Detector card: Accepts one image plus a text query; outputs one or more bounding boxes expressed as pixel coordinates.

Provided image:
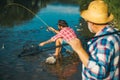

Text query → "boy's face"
[58,25,62,31]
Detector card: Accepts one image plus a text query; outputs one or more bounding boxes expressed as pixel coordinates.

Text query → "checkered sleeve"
[51,27,77,41]
[51,31,63,41]
[86,38,114,79]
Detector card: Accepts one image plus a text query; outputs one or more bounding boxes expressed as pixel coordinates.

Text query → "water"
[0,0,83,80]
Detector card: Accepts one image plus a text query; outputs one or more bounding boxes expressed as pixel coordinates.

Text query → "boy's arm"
[39,38,54,46]
[48,27,59,34]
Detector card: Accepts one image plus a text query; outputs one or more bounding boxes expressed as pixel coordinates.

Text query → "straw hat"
[81,0,114,24]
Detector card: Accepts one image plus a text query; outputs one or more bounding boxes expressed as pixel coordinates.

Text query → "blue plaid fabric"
[82,26,120,80]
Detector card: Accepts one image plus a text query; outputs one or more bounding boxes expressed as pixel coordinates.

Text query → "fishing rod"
[18,30,120,57]
[6,3,50,28]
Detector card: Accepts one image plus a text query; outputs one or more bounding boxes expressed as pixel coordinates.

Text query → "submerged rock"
[45,56,56,64]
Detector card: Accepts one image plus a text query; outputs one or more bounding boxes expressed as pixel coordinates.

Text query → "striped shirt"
[83,26,120,80]
[51,27,77,42]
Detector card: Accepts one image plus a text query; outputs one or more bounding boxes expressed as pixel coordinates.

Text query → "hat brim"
[81,10,114,24]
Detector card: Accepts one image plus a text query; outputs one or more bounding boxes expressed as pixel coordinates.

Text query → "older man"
[73,0,120,79]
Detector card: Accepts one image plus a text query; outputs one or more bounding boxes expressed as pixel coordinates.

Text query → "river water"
[0,0,88,80]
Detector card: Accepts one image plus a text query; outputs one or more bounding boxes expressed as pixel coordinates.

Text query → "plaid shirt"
[83,26,120,80]
[51,27,77,42]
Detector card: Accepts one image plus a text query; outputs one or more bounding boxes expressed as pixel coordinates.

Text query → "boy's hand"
[48,27,55,32]
[39,42,45,46]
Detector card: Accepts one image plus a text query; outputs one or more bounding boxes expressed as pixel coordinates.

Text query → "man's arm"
[69,38,89,67]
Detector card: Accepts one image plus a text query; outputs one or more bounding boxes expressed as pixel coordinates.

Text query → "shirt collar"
[95,25,111,36]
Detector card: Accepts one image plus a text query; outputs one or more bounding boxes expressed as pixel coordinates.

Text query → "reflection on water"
[0,0,83,80]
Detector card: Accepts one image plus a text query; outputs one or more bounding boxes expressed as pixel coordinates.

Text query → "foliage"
[104,0,120,29]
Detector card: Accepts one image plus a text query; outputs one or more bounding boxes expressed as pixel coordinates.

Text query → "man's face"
[87,22,94,33]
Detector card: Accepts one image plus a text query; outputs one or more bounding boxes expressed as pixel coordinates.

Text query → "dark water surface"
[0,0,83,80]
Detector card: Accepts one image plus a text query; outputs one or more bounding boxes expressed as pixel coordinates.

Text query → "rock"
[45,56,56,64]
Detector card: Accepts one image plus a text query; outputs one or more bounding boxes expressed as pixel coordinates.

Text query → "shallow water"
[0,0,83,80]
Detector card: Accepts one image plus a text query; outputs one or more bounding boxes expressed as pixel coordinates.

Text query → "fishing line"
[5,3,49,28]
